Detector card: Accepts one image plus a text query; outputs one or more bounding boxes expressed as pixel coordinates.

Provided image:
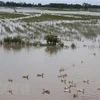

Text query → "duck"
[42,89,50,94]
[22,75,29,79]
[64,89,71,93]
[93,53,96,56]
[73,92,78,98]
[61,79,66,82]
[83,79,89,84]
[59,68,66,72]
[83,44,87,47]
[58,74,64,78]
[8,79,13,82]
[64,86,71,89]
[63,74,67,78]
[7,90,13,94]
[58,74,67,78]
[81,60,84,64]
[98,87,100,90]
[37,73,44,77]
[68,80,73,84]
[73,84,76,87]
[77,89,84,93]
[69,84,76,88]
[72,64,75,67]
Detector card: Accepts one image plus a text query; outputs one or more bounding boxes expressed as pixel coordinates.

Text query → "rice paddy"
[0,7,100,100]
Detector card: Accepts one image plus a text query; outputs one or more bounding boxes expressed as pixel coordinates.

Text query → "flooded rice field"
[0,42,100,100]
[0,7,100,100]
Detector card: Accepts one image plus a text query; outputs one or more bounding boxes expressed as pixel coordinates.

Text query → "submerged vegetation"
[71,43,76,49]
[44,34,60,45]
[20,14,100,22]
[0,7,100,50]
[2,34,64,48]
[4,36,22,44]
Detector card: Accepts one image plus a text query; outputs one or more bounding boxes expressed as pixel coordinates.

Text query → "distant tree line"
[0,1,100,10]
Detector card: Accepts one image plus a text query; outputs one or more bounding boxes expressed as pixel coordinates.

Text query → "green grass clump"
[0,12,27,19]
[20,13,100,22]
[20,14,87,22]
[38,7,81,11]
[15,27,24,33]
[4,26,12,33]
[71,43,76,49]
[4,36,22,44]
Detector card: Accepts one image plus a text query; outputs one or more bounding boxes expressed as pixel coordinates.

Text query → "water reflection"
[2,45,25,52]
[71,45,77,50]
[45,46,62,55]
[1,44,63,54]
[1,44,34,52]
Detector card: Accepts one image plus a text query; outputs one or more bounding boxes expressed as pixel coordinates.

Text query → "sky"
[2,0,100,5]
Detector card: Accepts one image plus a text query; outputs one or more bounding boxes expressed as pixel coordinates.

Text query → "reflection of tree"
[45,46,62,55]
[2,44,43,52]
[3,45,25,52]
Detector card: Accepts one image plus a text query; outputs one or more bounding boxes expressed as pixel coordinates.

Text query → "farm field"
[0,7,100,100]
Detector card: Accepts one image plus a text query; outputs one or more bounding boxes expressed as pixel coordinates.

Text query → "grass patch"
[88,8,100,12]
[38,7,80,11]
[19,14,83,22]
[15,27,24,33]
[39,7,100,12]
[20,13,100,22]
[0,12,27,19]
[4,26,12,33]
[3,36,22,44]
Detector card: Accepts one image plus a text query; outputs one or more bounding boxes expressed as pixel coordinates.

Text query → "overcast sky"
[2,0,100,5]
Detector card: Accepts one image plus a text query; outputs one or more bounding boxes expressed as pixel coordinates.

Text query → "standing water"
[0,43,100,100]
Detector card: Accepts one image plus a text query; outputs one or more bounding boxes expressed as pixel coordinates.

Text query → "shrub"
[71,43,76,49]
[12,36,22,43]
[44,34,59,45]
[4,36,22,44]
[4,37,12,43]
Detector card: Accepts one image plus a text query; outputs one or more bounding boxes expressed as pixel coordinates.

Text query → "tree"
[44,34,59,45]
[82,2,89,10]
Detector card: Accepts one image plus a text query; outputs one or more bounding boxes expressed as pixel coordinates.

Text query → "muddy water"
[0,43,100,100]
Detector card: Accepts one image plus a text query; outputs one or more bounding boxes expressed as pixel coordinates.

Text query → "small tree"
[44,34,59,45]
[82,2,89,11]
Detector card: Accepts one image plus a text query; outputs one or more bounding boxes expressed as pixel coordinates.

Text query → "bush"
[4,36,22,44]
[4,37,12,43]
[12,36,22,43]
[71,43,76,49]
[44,34,59,45]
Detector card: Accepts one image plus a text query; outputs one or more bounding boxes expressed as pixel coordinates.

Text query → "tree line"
[0,1,100,9]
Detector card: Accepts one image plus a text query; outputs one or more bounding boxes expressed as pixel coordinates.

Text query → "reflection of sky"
[2,0,100,5]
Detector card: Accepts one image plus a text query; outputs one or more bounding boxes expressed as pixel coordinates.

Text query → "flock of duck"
[58,68,86,98]
[7,65,100,98]
[6,52,100,98]
[7,73,44,94]
[58,66,100,98]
